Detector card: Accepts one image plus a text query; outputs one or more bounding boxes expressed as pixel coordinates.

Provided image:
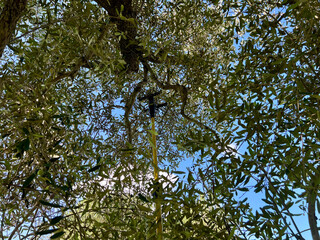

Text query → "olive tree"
[0,0,319,239]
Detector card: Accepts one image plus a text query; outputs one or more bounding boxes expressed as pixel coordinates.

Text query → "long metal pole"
[151,117,163,239]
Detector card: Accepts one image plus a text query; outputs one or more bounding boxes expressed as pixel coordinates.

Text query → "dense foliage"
[0,0,320,239]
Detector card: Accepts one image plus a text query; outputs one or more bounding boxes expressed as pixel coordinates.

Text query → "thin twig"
[260,167,304,239]
[8,196,41,240]
[10,20,61,43]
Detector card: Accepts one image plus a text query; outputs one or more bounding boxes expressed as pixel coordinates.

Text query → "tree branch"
[308,192,320,240]
[308,171,320,240]
[142,60,223,145]
[124,65,148,144]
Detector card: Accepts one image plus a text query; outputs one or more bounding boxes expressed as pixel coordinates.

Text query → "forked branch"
[141,60,223,146]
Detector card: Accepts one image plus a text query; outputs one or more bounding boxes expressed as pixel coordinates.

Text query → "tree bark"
[0,0,28,59]
[308,191,320,240]
[94,0,139,72]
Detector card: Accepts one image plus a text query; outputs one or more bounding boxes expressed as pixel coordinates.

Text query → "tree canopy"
[1,0,320,239]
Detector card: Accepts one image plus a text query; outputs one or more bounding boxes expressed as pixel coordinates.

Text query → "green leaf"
[50,216,64,225]
[208,92,214,108]
[1,133,11,139]
[50,231,65,239]
[39,200,64,208]
[227,226,236,240]
[120,148,135,152]
[187,171,194,184]
[148,130,158,136]
[311,95,320,100]
[96,155,102,164]
[148,138,156,149]
[172,171,185,174]
[32,133,44,138]
[17,138,30,152]
[286,1,300,11]
[217,112,227,123]
[36,229,58,235]
[138,193,149,202]
[22,171,37,188]
[88,165,101,172]
[50,157,60,163]
[137,204,152,212]
[22,127,29,135]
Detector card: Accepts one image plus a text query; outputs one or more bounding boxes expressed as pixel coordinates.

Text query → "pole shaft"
[151,117,163,239]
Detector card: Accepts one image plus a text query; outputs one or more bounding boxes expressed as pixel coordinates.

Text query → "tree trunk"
[94,0,139,72]
[0,0,28,58]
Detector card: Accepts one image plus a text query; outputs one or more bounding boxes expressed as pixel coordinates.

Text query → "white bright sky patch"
[98,165,179,196]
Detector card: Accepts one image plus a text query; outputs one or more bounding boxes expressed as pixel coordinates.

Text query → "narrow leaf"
[36,229,58,235]
[172,171,185,174]
[50,231,65,239]
[88,165,101,172]
[311,95,320,100]
[39,200,64,208]
[137,204,152,212]
[148,130,158,136]
[227,226,236,240]
[138,193,149,202]
[50,216,64,225]
[22,171,37,188]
